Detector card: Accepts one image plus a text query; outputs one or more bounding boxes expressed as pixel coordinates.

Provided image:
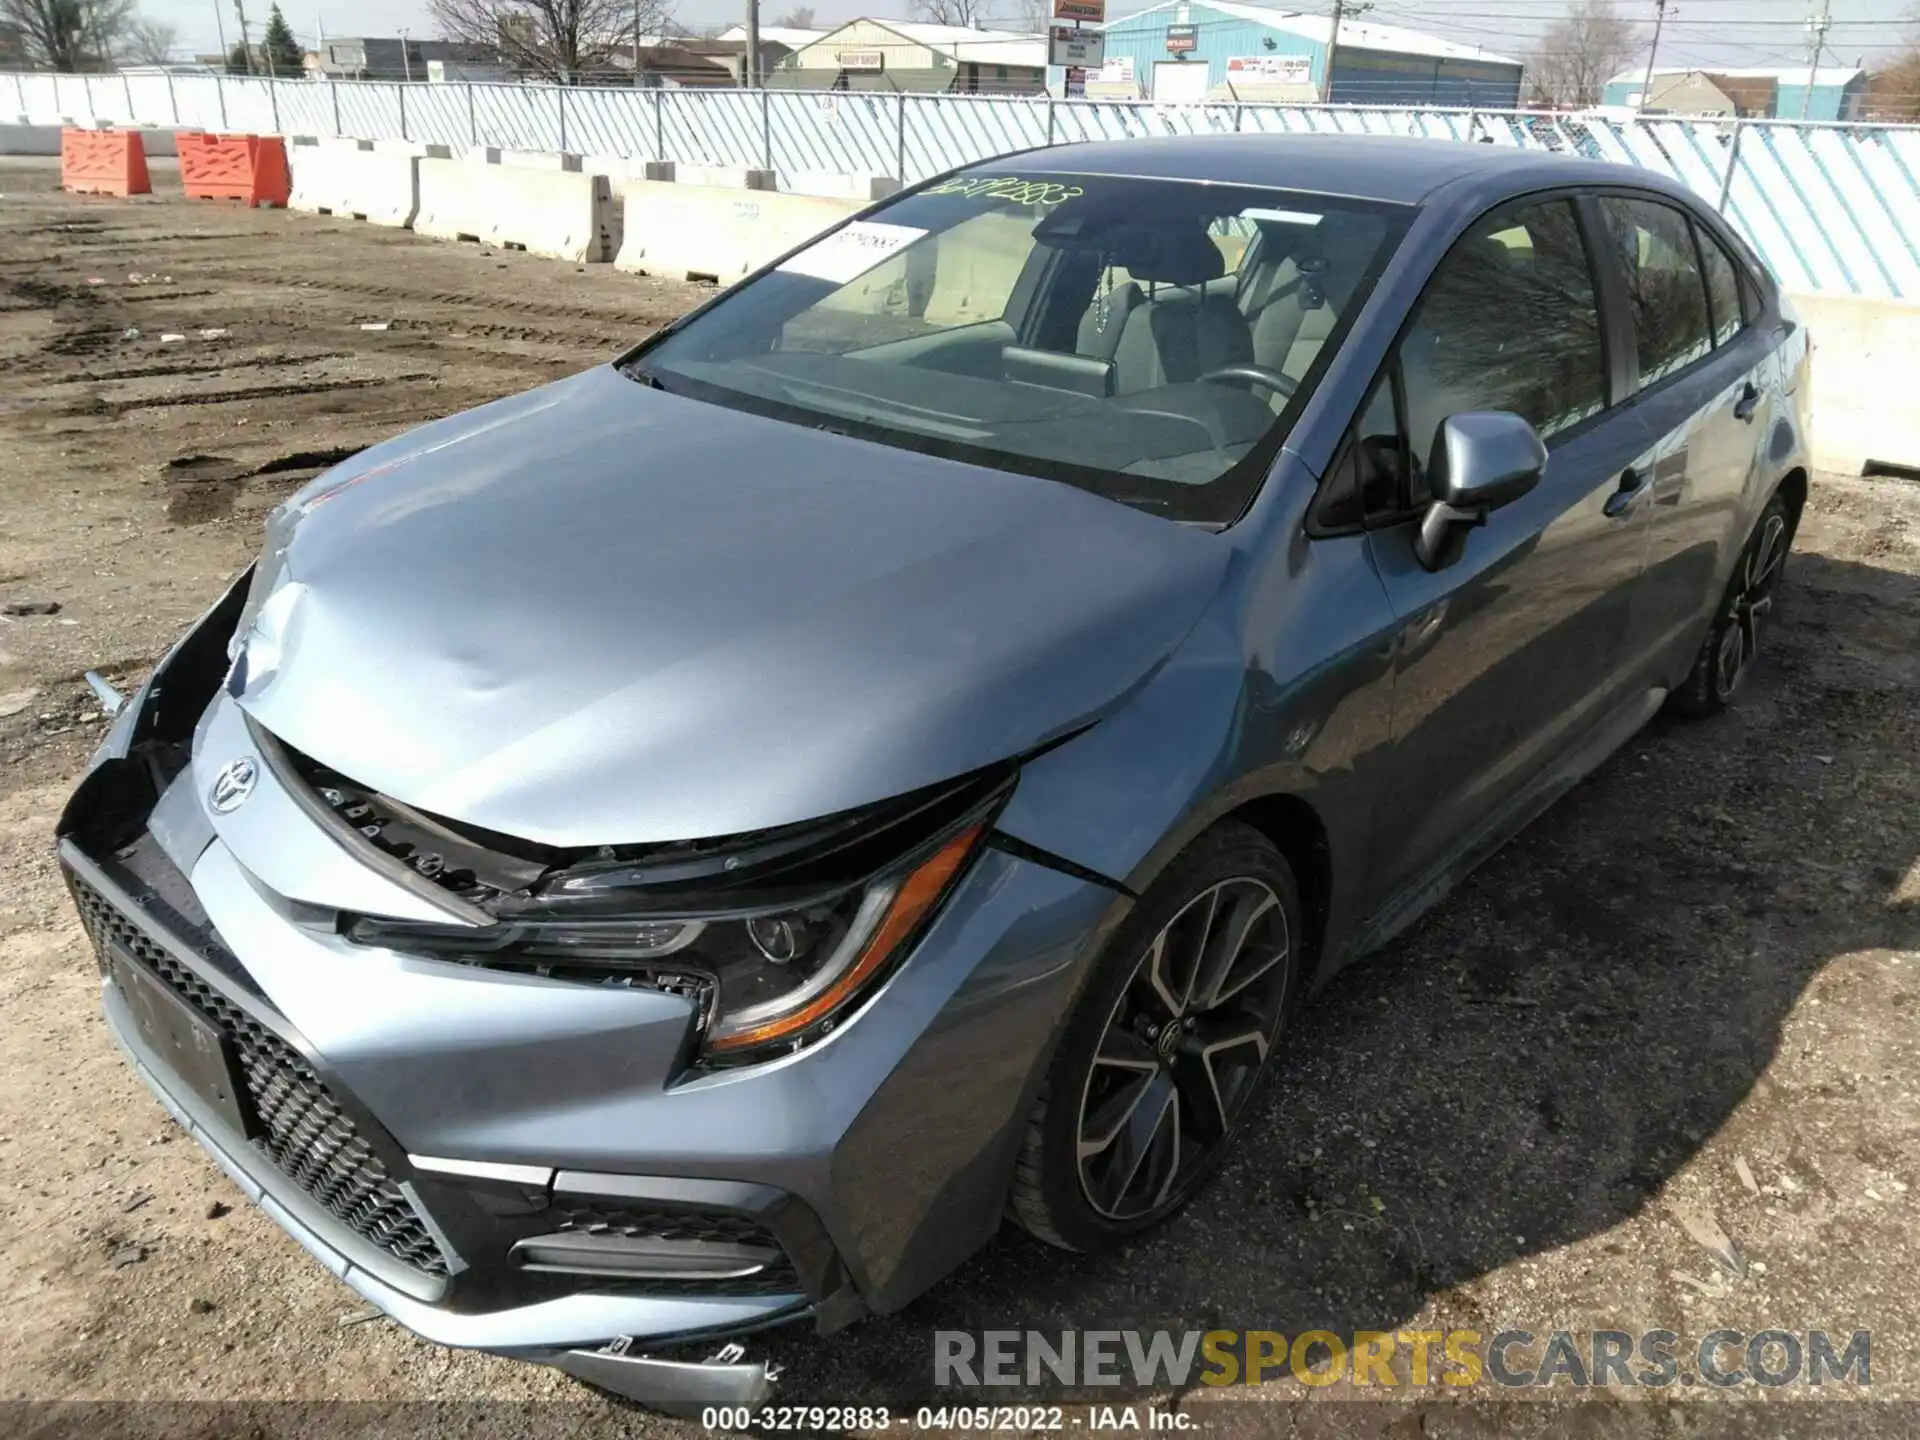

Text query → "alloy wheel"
[1075,878,1291,1221]
[1715,511,1788,700]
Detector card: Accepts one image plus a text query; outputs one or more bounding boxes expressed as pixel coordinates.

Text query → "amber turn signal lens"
[705,821,986,1055]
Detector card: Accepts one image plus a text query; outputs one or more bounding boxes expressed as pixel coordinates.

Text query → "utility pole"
[1321,0,1373,104]
[400,27,414,81]
[633,0,644,85]
[1801,0,1831,120]
[233,0,254,74]
[213,0,229,68]
[746,0,762,88]
[1638,0,1669,113]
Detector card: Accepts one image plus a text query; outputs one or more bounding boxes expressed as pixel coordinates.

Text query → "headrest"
[1104,223,1225,286]
[1035,210,1225,287]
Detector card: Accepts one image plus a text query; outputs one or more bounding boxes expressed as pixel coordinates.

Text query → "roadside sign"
[1225,54,1311,83]
[1049,27,1107,68]
[1165,24,1198,54]
[1053,0,1106,21]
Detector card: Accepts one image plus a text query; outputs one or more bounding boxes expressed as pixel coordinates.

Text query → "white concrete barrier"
[290,136,368,215]
[0,123,63,155]
[787,171,901,202]
[467,146,583,171]
[291,137,444,228]
[669,163,777,191]
[1790,292,1920,474]
[615,181,859,283]
[416,156,616,262]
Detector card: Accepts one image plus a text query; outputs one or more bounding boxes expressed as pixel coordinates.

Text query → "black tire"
[1008,822,1304,1252]
[1667,489,1794,718]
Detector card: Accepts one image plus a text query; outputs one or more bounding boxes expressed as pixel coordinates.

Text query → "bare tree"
[1525,0,1641,108]
[1866,5,1920,120]
[428,0,674,80]
[125,15,178,64]
[1868,50,1920,121]
[1,0,137,69]
[908,0,987,28]
[772,5,816,26]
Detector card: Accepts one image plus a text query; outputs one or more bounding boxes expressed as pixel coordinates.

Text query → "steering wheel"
[1196,363,1299,399]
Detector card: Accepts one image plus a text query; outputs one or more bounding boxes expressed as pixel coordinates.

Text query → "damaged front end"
[55,572,1018,1410]
[271,715,1012,1067]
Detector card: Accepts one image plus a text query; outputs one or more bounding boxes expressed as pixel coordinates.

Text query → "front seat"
[1244,223,1379,381]
[1092,227,1254,395]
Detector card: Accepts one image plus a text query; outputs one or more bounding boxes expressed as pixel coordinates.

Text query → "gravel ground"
[1,158,1916,1436]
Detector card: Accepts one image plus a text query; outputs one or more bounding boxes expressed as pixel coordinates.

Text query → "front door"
[1355,196,1653,912]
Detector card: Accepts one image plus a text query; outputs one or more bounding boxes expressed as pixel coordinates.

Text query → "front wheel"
[1668,490,1793,717]
[1008,823,1303,1252]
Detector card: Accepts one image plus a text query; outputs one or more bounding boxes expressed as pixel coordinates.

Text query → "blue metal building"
[1096,0,1522,106]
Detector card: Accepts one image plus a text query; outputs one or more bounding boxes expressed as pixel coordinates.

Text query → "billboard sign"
[1049,27,1106,68]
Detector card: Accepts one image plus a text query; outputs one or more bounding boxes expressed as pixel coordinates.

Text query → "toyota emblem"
[209,756,259,814]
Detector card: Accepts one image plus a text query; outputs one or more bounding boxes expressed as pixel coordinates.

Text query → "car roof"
[988,133,1674,207]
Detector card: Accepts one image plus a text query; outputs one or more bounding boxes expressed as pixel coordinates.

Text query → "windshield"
[625,170,1410,524]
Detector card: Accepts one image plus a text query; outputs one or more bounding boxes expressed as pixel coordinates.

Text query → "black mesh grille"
[69,873,449,1277]
[550,1204,801,1295]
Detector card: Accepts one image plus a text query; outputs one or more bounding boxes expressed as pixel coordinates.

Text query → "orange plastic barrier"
[177,132,291,208]
[60,128,151,198]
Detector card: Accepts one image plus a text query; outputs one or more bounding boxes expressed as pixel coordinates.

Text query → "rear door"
[1591,194,1775,688]
[1329,195,1652,910]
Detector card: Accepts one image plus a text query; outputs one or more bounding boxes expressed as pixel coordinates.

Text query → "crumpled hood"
[231,365,1230,847]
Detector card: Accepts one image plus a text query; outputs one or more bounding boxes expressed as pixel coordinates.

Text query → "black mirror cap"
[1426,411,1548,512]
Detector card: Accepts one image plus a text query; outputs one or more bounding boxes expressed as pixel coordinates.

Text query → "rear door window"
[1598,196,1715,385]
[1694,223,1748,347]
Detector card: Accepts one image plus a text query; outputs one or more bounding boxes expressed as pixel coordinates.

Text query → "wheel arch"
[1218,791,1335,989]
[1777,465,1808,538]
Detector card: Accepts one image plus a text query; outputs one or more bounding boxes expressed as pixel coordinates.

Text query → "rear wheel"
[1009,823,1302,1251]
[1668,491,1793,717]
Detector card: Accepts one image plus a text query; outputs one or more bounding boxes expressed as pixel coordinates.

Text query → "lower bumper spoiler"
[553,1341,777,1414]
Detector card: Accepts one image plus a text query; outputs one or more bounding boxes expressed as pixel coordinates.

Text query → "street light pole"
[1638,0,1669,113]
[1321,0,1372,104]
[233,0,254,74]
[400,26,414,82]
[1801,0,1831,120]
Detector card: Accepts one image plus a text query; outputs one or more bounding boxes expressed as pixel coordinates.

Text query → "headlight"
[346,813,991,1065]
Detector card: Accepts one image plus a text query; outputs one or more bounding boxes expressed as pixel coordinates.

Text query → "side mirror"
[1414,411,1548,572]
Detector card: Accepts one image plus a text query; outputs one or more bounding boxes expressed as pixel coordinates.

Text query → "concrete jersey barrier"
[416,156,616,263]
[291,137,445,228]
[1790,292,1920,474]
[615,181,860,284]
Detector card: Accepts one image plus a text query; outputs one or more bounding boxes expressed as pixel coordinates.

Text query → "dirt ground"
[1,157,1917,1435]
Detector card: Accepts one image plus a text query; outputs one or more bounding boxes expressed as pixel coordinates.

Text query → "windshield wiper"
[618,361,673,392]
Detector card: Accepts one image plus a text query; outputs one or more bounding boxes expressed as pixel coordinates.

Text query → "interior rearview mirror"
[1414,411,1549,572]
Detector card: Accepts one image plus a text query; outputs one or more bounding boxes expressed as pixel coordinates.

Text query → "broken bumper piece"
[554,1340,777,1415]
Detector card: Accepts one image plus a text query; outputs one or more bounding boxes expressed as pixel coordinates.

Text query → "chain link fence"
[9,70,1919,298]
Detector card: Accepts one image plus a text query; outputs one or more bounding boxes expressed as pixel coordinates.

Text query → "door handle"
[1733,382,1761,422]
[1603,466,1650,519]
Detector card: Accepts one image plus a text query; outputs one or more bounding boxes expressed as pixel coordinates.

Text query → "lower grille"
[550,1203,801,1295]
[70,873,449,1277]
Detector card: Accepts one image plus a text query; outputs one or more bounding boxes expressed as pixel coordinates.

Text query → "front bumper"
[59,666,1125,1405]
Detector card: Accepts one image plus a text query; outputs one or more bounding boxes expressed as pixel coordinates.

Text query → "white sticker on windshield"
[777,221,927,284]
[1241,208,1324,226]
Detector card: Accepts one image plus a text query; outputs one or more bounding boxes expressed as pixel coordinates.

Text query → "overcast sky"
[141,0,1917,73]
